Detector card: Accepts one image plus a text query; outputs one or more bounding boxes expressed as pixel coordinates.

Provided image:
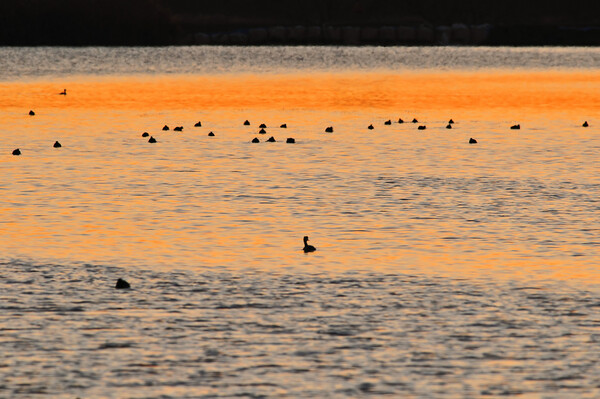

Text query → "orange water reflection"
[1,70,599,285]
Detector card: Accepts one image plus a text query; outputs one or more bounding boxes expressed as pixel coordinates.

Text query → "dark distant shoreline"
[1,0,599,46]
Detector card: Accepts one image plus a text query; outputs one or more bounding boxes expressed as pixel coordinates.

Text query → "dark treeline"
[0,0,599,45]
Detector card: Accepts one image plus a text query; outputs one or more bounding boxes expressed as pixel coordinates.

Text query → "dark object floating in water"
[29,110,35,116]
[244,120,250,126]
[53,141,61,148]
[251,137,260,143]
[174,126,183,131]
[59,89,67,95]
[325,126,333,133]
[398,118,404,123]
[266,136,276,142]
[115,278,130,289]
[510,124,520,130]
[259,128,266,134]
[469,138,477,144]
[303,236,316,253]
[259,123,267,128]
[142,132,149,137]
[286,137,295,143]
[384,120,392,125]
[194,121,202,127]
[368,124,374,130]
[208,131,215,136]
[583,121,589,127]
[280,123,287,128]
[448,119,454,124]
[446,124,452,129]
[412,118,418,123]
[148,136,157,143]
[12,148,21,156]
[162,125,169,131]
[418,125,427,130]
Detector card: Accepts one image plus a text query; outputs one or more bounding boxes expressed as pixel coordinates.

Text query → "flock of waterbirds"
[13,107,592,156]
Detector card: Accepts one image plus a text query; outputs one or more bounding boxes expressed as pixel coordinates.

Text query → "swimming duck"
[12,148,21,156]
[469,138,477,144]
[208,132,215,136]
[53,141,61,148]
[115,278,130,289]
[510,124,520,130]
[384,120,392,125]
[252,137,260,143]
[266,136,276,142]
[286,137,295,143]
[259,128,266,134]
[448,119,454,124]
[148,136,157,143]
[446,124,452,129]
[244,120,250,126]
[194,121,202,127]
[174,126,183,131]
[368,124,374,130]
[412,118,418,123]
[303,236,316,253]
[29,110,35,116]
[418,125,426,130]
[280,124,287,128]
[142,132,149,137]
[259,123,267,128]
[583,121,589,127]
[398,118,404,123]
[59,89,67,95]
[325,126,333,133]
[162,125,169,131]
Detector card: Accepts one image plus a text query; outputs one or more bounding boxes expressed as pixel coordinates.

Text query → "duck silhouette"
[162,125,169,131]
[384,120,391,125]
[286,137,295,143]
[53,141,61,148]
[208,132,215,136]
[418,125,426,130]
[29,110,35,116]
[266,136,276,142]
[446,124,452,129]
[59,89,67,95]
[148,136,157,143]
[194,121,202,127]
[448,119,454,124]
[583,121,589,127]
[412,118,418,123]
[368,124,374,130]
[303,236,316,253]
[244,120,250,126]
[142,132,149,137]
[259,128,266,134]
[325,126,333,133]
[469,138,477,144]
[510,124,520,130]
[12,148,21,156]
[259,123,267,128]
[398,118,404,123]
[280,123,287,128]
[174,126,183,131]
[252,137,260,143]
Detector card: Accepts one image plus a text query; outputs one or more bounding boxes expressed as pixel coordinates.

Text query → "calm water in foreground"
[1,46,600,397]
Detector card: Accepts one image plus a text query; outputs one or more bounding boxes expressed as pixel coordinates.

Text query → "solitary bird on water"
[303,236,316,253]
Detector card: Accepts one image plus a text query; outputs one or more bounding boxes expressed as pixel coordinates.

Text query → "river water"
[1,46,599,398]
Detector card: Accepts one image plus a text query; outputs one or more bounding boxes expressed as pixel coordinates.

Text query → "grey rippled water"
[1,46,600,80]
[2,261,600,398]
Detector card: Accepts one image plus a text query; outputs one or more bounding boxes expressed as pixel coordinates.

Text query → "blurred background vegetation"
[0,0,598,45]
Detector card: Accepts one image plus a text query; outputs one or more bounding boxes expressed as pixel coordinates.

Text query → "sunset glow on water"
[2,47,600,398]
